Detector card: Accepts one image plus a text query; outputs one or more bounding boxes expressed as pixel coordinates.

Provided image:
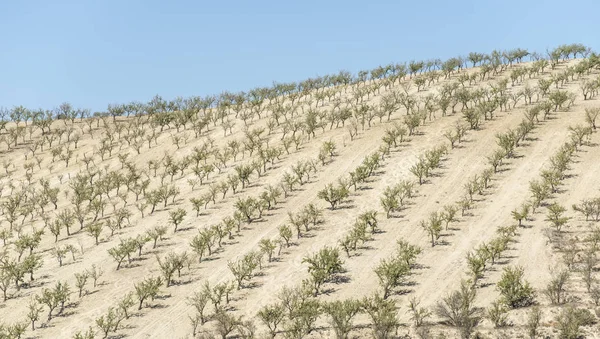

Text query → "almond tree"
[302,246,344,296]
[188,290,210,325]
[108,238,136,270]
[87,264,104,288]
[435,280,482,338]
[259,238,277,262]
[75,271,89,298]
[134,276,162,310]
[322,299,362,339]
[374,256,410,299]
[362,293,399,339]
[228,252,260,290]
[546,203,569,233]
[169,208,186,232]
[511,203,530,227]
[585,107,599,130]
[86,222,103,245]
[0,269,10,301]
[421,212,443,247]
[190,229,213,262]
[278,224,293,247]
[26,297,43,330]
[497,266,535,308]
[441,205,459,230]
[317,182,349,210]
[257,303,285,339]
[147,225,168,249]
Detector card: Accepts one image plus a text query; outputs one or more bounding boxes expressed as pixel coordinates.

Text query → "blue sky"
[1,0,598,112]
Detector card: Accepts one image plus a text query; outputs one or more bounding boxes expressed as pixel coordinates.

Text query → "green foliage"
[168,208,186,232]
[374,255,410,299]
[555,306,595,339]
[420,212,443,247]
[486,300,508,328]
[546,203,569,232]
[36,281,70,321]
[134,276,162,310]
[362,293,399,339]
[302,246,344,296]
[497,266,535,308]
[317,181,349,210]
[544,269,569,305]
[257,303,285,339]
[322,299,362,339]
[108,238,136,270]
[228,251,261,290]
[407,297,431,327]
[435,280,482,339]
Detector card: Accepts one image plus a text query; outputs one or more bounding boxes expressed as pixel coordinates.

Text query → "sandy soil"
[0,57,599,339]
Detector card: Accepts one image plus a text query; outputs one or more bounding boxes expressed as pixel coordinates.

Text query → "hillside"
[1,45,600,339]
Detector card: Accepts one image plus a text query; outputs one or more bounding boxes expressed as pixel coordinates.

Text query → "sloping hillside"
[1,45,600,339]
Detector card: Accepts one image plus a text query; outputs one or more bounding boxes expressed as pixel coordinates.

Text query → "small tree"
[169,208,187,232]
[118,292,135,320]
[228,252,259,290]
[546,203,569,232]
[278,224,293,246]
[555,307,595,339]
[75,271,89,298]
[421,212,443,247]
[96,308,117,339]
[73,327,95,339]
[511,203,530,226]
[486,300,508,328]
[147,225,168,249]
[134,276,162,310]
[362,293,399,339]
[407,297,431,327]
[87,264,104,288]
[108,238,136,270]
[435,280,482,339]
[257,303,285,339]
[213,310,239,339]
[259,238,277,262]
[441,204,459,230]
[36,288,59,321]
[374,257,410,299]
[322,299,362,339]
[544,269,569,305]
[317,182,349,210]
[187,290,210,325]
[525,306,541,339]
[87,222,103,245]
[497,266,535,308]
[302,247,344,296]
[26,297,43,330]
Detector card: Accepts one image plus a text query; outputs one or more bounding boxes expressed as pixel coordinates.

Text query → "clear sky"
[1,0,598,112]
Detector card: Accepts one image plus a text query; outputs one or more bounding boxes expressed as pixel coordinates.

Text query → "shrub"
[134,276,162,310]
[435,280,482,338]
[497,266,535,308]
[322,299,362,339]
[317,182,349,210]
[302,246,344,296]
[362,293,399,339]
[408,297,431,327]
[555,306,595,339]
[169,208,186,232]
[486,300,508,328]
[544,269,569,305]
[257,303,285,339]
[374,256,410,299]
